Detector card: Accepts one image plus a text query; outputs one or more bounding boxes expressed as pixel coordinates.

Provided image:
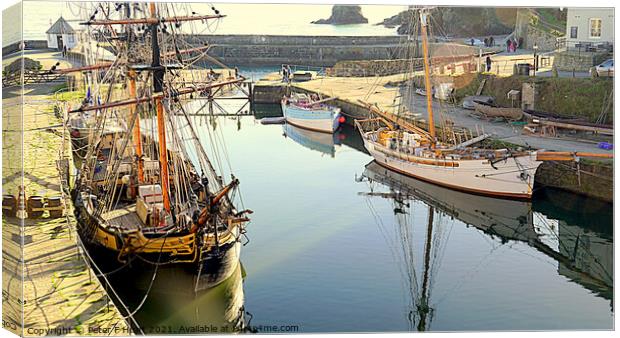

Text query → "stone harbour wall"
[535,161,613,202]
[328,59,418,77]
[524,25,559,51]
[184,34,405,66]
[184,35,480,67]
[2,40,51,56]
[553,50,610,71]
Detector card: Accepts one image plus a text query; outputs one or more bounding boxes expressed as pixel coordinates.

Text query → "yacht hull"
[281,102,342,133]
[363,138,542,199]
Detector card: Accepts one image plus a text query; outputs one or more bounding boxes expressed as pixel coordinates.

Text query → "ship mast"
[128,71,144,184]
[419,9,436,145]
[125,3,144,187]
[417,205,434,331]
[149,2,171,212]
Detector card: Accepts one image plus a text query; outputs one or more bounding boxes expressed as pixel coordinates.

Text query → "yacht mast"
[419,9,436,144]
[417,205,434,331]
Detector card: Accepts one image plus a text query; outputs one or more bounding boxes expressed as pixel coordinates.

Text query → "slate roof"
[46,17,74,34]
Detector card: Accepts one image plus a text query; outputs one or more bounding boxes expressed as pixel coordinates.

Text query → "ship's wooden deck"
[101,205,143,231]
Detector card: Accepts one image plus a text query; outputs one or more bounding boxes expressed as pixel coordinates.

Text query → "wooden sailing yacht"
[355,8,540,199]
[354,7,611,199]
[61,2,251,288]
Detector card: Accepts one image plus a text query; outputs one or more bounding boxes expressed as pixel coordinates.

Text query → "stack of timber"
[523,109,613,136]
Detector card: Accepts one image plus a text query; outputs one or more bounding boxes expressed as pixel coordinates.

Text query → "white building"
[565,8,614,48]
[46,17,77,50]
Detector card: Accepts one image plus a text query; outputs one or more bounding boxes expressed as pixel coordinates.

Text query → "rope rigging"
[61,1,250,277]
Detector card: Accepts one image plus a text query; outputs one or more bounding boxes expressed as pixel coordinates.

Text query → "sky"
[4,1,408,46]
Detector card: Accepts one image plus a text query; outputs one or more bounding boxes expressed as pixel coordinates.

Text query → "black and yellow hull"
[73,200,242,290]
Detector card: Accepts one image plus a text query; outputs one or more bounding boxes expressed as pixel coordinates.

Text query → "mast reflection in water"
[359,161,613,331]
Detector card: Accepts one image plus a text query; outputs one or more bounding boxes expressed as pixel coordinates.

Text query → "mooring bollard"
[2,194,17,218]
[47,196,64,218]
[27,196,45,218]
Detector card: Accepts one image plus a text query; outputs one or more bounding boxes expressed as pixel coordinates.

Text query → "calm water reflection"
[104,102,612,333]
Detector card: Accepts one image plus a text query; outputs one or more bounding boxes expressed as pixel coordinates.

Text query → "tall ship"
[58,2,252,289]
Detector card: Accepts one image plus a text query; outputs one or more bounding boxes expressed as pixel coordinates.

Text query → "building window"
[589,18,602,38]
[570,26,578,39]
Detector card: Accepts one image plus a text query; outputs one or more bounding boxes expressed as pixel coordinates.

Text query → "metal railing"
[2,70,66,88]
[556,38,613,54]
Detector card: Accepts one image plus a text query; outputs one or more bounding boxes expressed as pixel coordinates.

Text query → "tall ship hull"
[72,186,243,291]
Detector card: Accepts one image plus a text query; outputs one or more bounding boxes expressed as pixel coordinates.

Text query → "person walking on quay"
[282,64,292,83]
[286,65,292,83]
[489,36,494,47]
[485,56,492,72]
[506,39,512,53]
[513,38,518,51]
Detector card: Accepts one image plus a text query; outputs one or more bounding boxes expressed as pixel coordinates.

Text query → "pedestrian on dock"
[282,64,288,83]
[286,65,292,83]
[485,56,492,72]
[489,36,494,47]
[513,38,519,51]
[506,39,511,53]
[208,67,216,81]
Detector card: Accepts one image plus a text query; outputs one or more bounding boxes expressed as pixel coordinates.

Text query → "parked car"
[590,59,614,77]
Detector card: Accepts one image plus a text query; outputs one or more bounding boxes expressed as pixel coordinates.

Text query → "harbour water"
[100,98,613,333]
